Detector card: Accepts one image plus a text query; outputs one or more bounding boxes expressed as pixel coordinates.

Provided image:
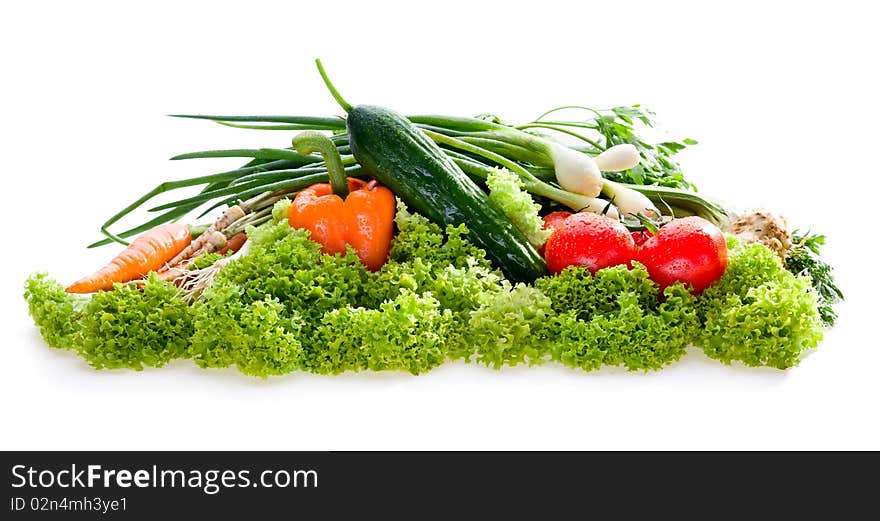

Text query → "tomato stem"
[627,212,662,234]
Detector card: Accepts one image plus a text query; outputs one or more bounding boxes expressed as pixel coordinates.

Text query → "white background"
[1,1,877,450]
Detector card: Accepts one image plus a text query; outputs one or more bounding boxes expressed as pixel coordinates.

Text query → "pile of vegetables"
[24,60,841,376]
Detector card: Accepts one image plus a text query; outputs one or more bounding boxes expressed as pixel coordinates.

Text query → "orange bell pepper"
[288,178,395,271]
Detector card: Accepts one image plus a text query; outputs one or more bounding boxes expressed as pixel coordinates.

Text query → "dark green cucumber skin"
[347,105,547,282]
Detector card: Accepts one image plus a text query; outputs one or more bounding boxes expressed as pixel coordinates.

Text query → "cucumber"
[347,105,547,282]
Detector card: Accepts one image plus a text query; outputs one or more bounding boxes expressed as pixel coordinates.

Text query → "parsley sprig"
[520,105,698,190]
[785,231,843,327]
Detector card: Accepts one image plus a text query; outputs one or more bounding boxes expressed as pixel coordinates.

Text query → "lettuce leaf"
[190,283,303,377]
[308,290,451,375]
[78,273,192,370]
[537,265,698,371]
[486,167,552,248]
[467,283,554,368]
[696,243,823,369]
[23,273,84,350]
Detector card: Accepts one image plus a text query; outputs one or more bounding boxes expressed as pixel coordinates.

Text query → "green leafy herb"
[785,230,843,327]
[593,106,697,190]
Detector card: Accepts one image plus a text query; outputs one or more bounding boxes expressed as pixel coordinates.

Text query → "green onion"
[622,184,729,225]
[601,180,660,218]
[93,63,709,247]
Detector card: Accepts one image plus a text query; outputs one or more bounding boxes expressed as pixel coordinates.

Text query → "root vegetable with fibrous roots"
[164,205,245,268]
[157,230,228,282]
[724,210,792,259]
[154,200,263,283]
[176,239,252,301]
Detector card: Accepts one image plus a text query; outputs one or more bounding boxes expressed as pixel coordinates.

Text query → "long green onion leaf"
[203,166,366,216]
[623,184,729,225]
[533,105,602,121]
[170,148,322,163]
[169,114,346,127]
[408,115,505,132]
[216,122,339,131]
[148,178,281,212]
[89,205,197,248]
[516,123,604,150]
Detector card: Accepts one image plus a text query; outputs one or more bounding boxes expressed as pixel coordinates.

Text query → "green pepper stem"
[293,131,349,198]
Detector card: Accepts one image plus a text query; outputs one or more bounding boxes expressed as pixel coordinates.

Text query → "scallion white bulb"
[601,180,659,218]
[594,144,640,172]
[548,142,603,197]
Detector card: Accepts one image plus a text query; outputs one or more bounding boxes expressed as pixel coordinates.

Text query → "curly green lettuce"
[536,264,699,371]
[24,273,84,350]
[467,283,554,368]
[190,284,304,377]
[271,197,292,223]
[186,222,369,376]
[367,256,501,308]
[77,273,192,370]
[389,199,490,269]
[24,274,192,369]
[191,252,227,270]
[486,167,552,248]
[308,290,451,375]
[696,243,823,369]
[366,202,505,359]
[536,263,657,321]
[217,222,371,324]
[361,257,434,309]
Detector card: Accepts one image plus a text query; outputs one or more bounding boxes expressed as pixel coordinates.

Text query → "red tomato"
[631,230,650,247]
[544,212,637,275]
[543,211,573,232]
[539,211,573,255]
[636,216,728,293]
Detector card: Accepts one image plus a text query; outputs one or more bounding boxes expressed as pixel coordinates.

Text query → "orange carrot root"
[218,232,247,255]
[66,223,192,293]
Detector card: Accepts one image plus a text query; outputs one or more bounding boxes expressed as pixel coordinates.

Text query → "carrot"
[218,231,248,255]
[66,223,192,293]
